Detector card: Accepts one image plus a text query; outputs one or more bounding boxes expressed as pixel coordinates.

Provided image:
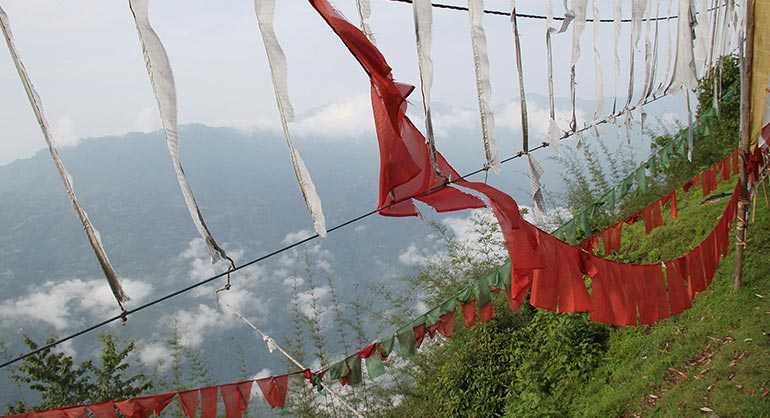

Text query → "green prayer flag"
[637,165,648,194]
[579,210,591,237]
[440,298,457,315]
[345,355,363,385]
[396,327,416,357]
[456,287,474,304]
[425,308,441,328]
[380,336,395,358]
[606,187,616,212]
[648,155,658,176]
[498,261,512,291]
[365,353,386,379]
[328,359,349,381]
[562,219,577,243]
[475,274,492,307]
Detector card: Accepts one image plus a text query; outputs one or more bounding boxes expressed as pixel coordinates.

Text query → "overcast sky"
[1,0,685,166]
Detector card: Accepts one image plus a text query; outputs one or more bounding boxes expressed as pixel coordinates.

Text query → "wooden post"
[734,0,755,289]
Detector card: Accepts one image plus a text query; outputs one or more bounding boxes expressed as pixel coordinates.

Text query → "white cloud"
[52,115,80,147]
[0,278,153,330]
[293,285,331,324]
[131,106,162,133]
[398,243,429,267]
[137,342,173,372]
[293,95,375,140]
[282,229,312,245]
[170,304,226,348]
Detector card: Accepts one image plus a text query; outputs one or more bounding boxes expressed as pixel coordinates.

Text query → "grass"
[571,177,770,417]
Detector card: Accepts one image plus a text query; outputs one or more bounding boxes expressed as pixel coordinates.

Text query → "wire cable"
[0,92,671,370]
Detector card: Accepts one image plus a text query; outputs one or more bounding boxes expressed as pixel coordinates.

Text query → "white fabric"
[611,0,623,114]
[1,5,128,305]
[356,0,375,44]
[641,1,660,102]
[412,0,438,168]
[468,0,498,171]
[656,0,675,95]
[591,0,604,119]
[625,0,648,109]
[255,0,327,238]
[129,0,230,264]
[263,335,278,353]
[545,0,556,119]
[511,0,529,151]
[693,0,711,75]
[527,154,546,222]
[667,0,698,93]
[569,0,587,131]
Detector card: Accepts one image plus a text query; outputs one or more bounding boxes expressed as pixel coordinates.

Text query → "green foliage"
[7,335,152,414]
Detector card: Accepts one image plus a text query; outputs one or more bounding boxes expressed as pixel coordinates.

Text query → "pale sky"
[0,0,682,165]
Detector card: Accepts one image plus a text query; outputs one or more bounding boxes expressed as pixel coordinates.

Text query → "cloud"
[293,285,332,326]
[170,304,227,348]
[52,116,80,147]
[131,106,162,133]
[282,229,313,245]
[398,243,429,267]
[293,95,375,140]
[137,342,173,372]
[0,278,153,330]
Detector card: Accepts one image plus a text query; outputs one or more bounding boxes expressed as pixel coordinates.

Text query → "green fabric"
[456,287,474,304]
[328,359,349,381]
[365,353,386,379]
[475,274,492,307]
[396,327,417,357]
[440,298,457,315]
[579,210,591,237]
[497,261,512,291]
[648,155,658,176]
[345,355,363,385]
[637,165,648,194]
[380,336,395,358]
[425,308,441,328]
[563,219,577,243]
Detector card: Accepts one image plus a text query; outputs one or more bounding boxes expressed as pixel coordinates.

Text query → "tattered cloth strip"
[468,0,498,170]
[544,0,570,145]
[412,0,440,172]
[693,0,711,76]
[254,0,327,237]
[625,0,648,109]
[640,1,660,103]
[355,0,375,44]
[591,0,604,119]
[527,154,546,222]
[569,0,588,132]
[510,0,529,152]
[0,5,129,306]
[667,0,698,93]
[611,0,623,114]
[129,0,231,264]
[656,0,676,95]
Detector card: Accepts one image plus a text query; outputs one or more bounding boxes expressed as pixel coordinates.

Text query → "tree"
[6,335,153,414]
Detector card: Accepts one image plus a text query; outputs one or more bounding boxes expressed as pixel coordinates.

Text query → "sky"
[0,0,685,166]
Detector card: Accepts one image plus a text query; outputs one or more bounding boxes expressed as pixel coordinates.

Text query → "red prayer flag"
[413,323,426,347]
[661,191,678,219]
[178,389,199,418]
[358,342,378,359]
[87,403,116,418]
[256,376,289,410]
[437,311,455,338]
[62,407,87,418]
[720,158,731,181]
[665,260,693,316]
[530,234,591,313]
[686,248,707,297]
[199,387,218,418]
[116,393,175,418]
[642,201,664,233]
[461,300,477,328]
[220,381,253,418]
[479,303,495,322]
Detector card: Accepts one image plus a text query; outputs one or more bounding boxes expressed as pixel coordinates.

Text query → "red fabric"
[61,408,86,418]
[686,247,706,297]
[256,376,288,410]
[36,411,68,418]
[115,394,175,418]
[437,311,455,338]
[87,403,116,418]
[624,212,641,224]
[413,323,426,347]
[530,234,591,312]
[220,381,253,418]
[664,260,692,316]
[461,300,477,327]
[638,264,670,324]
[702,167,718,196]
[683,179,694,192]
[178,390,199,418]
[580,235,599,253]
[584,256,635,326]
[720,158,731,181]
[661,191,678,219]
[731,150,740,175]
[308,0,486,217]
[700,234,718,286]
[357,342,378,359]
[602,223,623,254]
[479,303,495,322]
[693,174,700,188]
[199,387,218,418]
[642,201,664,234]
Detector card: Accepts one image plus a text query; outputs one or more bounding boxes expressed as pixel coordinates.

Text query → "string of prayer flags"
[254,0,328,237]
[0,5,130,306]
[129,0,231,265]
[256,376,289,409]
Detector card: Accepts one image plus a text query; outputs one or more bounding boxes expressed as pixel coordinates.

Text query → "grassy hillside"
[572,178,770,417]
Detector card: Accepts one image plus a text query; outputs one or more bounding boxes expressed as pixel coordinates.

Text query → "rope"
[382,0,724,22]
